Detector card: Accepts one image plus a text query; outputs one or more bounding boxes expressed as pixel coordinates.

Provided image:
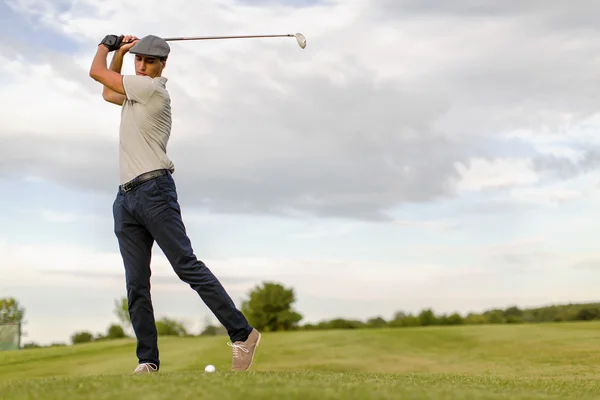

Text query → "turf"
[2,322,600,399]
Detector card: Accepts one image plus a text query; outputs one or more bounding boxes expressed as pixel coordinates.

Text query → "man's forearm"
[109,50,125,73]
[90,45,110,78]
[88,44,127,99]
[103,51,126,96]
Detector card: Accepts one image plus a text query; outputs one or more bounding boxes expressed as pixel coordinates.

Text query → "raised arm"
[89,34,138,106]
[102,50,127,105]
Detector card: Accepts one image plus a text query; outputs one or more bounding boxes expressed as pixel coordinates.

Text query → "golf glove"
[99,34,124,52]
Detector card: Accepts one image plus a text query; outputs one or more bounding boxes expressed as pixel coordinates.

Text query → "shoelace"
[134,363,158,373]
[227,342,250,358]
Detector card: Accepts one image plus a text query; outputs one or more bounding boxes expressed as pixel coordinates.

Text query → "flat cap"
[129,35,170,58]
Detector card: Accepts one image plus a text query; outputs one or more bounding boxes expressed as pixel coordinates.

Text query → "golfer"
[89,33,261,374]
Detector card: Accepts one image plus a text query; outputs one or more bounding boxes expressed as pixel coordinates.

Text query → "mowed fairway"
[2,322,600,399]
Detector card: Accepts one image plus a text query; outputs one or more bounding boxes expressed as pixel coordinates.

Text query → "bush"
[106,324,127,339]
[71,331,94,345]
[156,317,187,336]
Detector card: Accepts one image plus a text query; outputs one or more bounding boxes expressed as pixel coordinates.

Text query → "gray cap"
[129,35,170,58]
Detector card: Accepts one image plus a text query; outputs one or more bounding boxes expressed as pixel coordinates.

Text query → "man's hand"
[99,34,139,52]
[118,35,139,54]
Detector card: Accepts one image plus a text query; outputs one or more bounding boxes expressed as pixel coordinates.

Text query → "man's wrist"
[98,44,110,53]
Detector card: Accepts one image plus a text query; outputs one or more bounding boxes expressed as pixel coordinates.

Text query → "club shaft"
[162,34,295,42]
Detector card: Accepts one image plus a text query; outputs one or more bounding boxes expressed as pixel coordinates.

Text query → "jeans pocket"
[155,175,178,203]
[139,180,177,225]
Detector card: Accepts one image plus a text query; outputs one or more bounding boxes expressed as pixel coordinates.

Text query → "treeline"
[5,283,600,350]
[23,318,228,348]
[299,302,600,331]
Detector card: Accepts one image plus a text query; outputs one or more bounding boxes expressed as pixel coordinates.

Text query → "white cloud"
[509,186,583,206]
[1,234,557,324]
[508,169,600,207]
[37,209,108,224]
[532,144,585,163]
[0,54,119,140]
[4,0,600,219]
[504,113,600,146]
[452,158,539,192]
[393,219,461,231]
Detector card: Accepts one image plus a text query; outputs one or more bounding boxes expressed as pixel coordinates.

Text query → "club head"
[295,33,306,49]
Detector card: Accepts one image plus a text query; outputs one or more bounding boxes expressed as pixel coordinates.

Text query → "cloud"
[0,239,520,301]
[377,0,600,20]
[40,269,255,288]
[2,0,600,222]
[532,151,600,179]
[452,158,539,192]
[571,258,600,271]
[394,219,461,231]
[509,186,584,207]
[480,237,554,270]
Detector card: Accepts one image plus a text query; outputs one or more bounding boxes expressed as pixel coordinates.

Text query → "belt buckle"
[121,181,134,193]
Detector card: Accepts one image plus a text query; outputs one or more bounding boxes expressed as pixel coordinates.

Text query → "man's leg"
[113,192,159,370]
[136,173,259,370]
[138,175,252,342]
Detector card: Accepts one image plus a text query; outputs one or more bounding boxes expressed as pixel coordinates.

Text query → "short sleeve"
[123,75,156,104]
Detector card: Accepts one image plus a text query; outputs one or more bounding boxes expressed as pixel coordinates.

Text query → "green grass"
[2,322,600,399]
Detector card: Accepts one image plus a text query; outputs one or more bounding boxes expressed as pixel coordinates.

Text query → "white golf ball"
[205,364,216,373]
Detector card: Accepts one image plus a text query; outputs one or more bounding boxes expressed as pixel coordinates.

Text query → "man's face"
[134,55,166,78]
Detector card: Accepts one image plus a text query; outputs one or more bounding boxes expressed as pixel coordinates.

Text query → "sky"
[2,0,600,346]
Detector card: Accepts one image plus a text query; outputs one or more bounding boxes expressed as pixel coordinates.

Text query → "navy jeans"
[112,170,252,368]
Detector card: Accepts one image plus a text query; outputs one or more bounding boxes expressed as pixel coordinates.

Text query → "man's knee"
[171,254,204,274]
[172,257,214,284]
[126,277,151,297]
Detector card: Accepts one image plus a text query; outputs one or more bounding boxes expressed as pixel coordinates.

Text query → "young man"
[89,34,260,374]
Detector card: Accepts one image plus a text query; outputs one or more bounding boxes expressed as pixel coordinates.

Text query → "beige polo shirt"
[119,75,175,185]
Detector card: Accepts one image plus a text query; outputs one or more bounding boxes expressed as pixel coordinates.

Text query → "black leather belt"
[119,169,168,194]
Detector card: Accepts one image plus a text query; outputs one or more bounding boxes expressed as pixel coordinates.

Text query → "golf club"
[161,33,307,49]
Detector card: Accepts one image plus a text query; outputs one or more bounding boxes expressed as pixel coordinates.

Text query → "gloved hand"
[99,34,124,51]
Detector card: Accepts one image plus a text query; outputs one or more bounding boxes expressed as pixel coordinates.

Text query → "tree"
[444,313,465,325]
[465,313,486,324]
[576,308,600,321]
[113,297,131,328]
[418,308,437,326]
[106,324,127,339]
[71,331,94,344]
[319,318,365,330]
[155,317,188,336]
[367,316,388,328]
[199,316,226,336]
[389,311,421,327]
[200,325,219,336]
[0,297,25,324]
[485,309,506,324]
[240,282,303,332]
[504,306,523,318]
